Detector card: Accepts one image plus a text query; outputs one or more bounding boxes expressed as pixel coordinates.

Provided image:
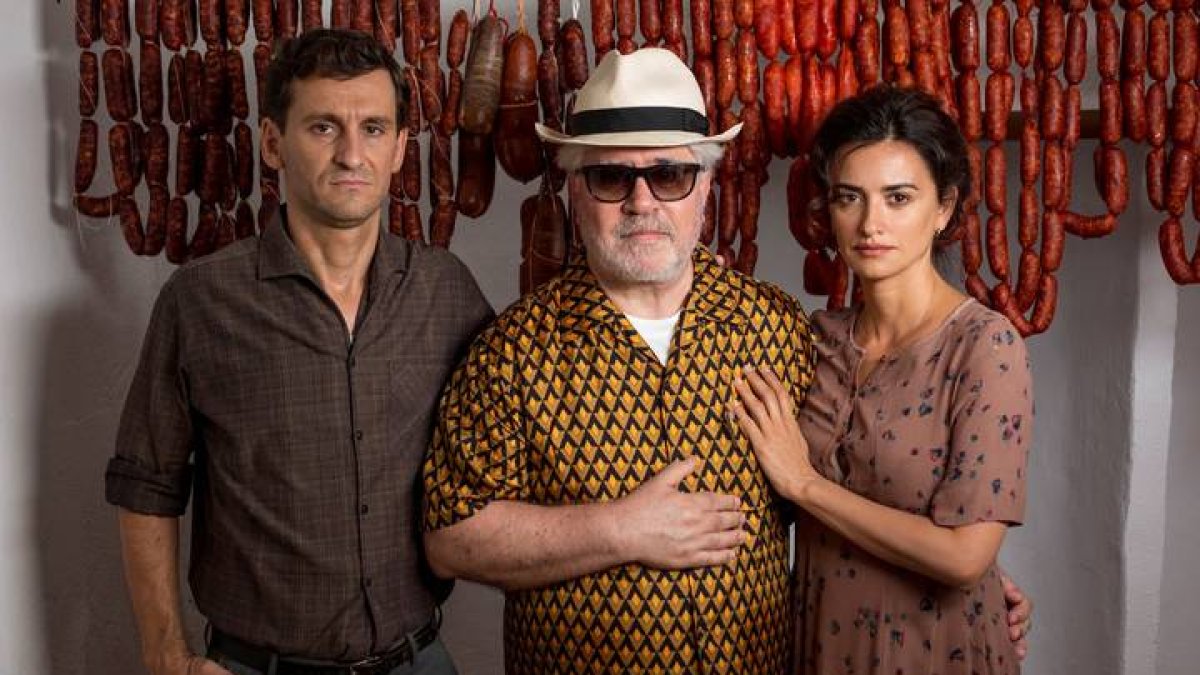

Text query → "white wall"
[3,2,1198,675]
[1159,288,1200,675]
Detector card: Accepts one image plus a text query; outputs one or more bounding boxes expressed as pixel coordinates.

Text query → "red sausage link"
[1064,11,1087,84]
[764,60,788,157]
[418,0,441,45]
[592,0,615,61]
[737,30,759,105]
[1122,77,1147,142]
[1036,1,1064,71]
[560,19,590,90]
[400,0,420,64]
[1020,122,1039,185]
[855,13,880,89]
[1029,273,1058,334]
[75,119,99,194]
[1159,217,1197,283]
[539,0,561,48]
[1148,11,1171,82]
[455,131,496,218]
[276,0,299,39]
[1175,12,1198,81]
[961,211,983,275]
[175,123,199,196]
[1040,74,1065,141]
[234,122,254,198]
[755,0,779,59]
[167,53,188,124]
[778,0,798,55]
[1147,80,1168,147]
[985,1,1009,71]
[119,197,145,254]
[885,4,909,67]
[950,0,979,72]
[985,214,1010,281]
[1122,8,1147,78]
[1018,184,1038,248]
[224,0,248,44]
[226,50,249,121]
[1099,80,1123,145]
[139,39,163,122]
[102,47,137,122]
[1061,84,1081,148]
[1063,211,1117,238]
[143,185,169,256]
[102,0,131,47]
[1166,146,1196,216]
[1043,141,1067,209]
[984,72,1013,142]
[716,37,736,108]
[1147,144,1167,210]
[1171,82,1198,145]
[109,122,139,195]
[957,71,982,142]
[494,31,545,183]
[78,0,100,48]
[161,196,188,263]
[1099,145,1130,214]
[80,50,100,118]
[984,143,1006,215]
[448,10,470,68]
[1014,247,1041,312]
[714,0,735,40]
[302,0,323,32]
[135,0,159,41]
[1012,15,1033,68]
[145,122,169,187]
[1096,9,1120,80]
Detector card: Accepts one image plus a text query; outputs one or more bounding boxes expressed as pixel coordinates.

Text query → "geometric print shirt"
[423,246,815,674]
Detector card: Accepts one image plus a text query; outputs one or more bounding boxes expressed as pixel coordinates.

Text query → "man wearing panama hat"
[421,48,1030,674]
[422,47,803,674]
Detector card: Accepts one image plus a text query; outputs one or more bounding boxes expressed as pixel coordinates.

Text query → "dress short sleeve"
[930,320,1033,527]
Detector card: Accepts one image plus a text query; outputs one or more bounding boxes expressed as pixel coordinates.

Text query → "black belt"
[209,619,438,675]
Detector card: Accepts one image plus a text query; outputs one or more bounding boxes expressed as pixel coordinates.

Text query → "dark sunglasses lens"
[646,165,699,201]
[585,166,635,202]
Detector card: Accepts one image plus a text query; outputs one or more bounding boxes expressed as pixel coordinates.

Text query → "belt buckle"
[346,655,381,675]
[347,646,403,675]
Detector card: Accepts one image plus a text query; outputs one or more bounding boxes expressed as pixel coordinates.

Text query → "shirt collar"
[257,206,411,282]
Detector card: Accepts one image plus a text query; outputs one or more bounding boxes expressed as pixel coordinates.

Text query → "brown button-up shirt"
[105,216,493,660]
[424,247,815,675]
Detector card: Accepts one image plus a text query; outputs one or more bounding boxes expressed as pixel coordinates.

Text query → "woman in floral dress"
[731,86,1033,675]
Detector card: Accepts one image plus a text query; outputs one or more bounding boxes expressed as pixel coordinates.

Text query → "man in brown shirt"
[105,30,491,675]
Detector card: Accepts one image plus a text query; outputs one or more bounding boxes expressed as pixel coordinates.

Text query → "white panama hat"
[534,47,742,147]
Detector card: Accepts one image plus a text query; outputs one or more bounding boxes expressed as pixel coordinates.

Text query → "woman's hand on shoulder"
[730,366,822,502]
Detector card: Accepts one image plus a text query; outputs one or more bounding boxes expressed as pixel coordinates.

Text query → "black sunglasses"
[579,163,704,203]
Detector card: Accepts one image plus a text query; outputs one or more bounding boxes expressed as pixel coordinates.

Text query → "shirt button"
[364,577,373,588]
[360,503,369,515]
[354,430,364,441]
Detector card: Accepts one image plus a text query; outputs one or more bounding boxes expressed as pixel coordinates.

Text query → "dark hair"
[810,85,971,247]
[263,29,408,129]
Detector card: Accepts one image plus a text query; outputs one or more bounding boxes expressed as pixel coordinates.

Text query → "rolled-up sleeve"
[422,326,528,531]
[105,277,195,516]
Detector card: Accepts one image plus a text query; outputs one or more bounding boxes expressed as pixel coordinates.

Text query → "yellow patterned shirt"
[423,247,814,674]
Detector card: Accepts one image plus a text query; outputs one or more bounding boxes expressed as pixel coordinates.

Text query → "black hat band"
[567,106,710,136]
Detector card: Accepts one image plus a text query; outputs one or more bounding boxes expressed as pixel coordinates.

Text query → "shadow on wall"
[34,3,197,674]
